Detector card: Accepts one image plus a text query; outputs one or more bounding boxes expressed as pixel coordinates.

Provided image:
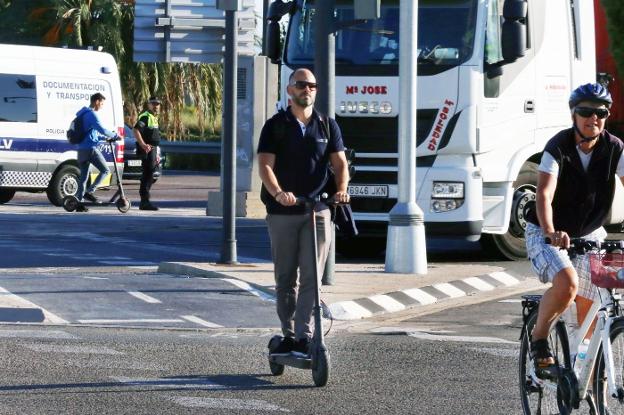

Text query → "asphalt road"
[0,170,618,414]
[0,292,546,415]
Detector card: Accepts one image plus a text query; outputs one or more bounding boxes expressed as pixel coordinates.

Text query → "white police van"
[0,44,124,206]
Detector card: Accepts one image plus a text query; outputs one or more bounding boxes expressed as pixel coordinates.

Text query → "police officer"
[133,96,161,211]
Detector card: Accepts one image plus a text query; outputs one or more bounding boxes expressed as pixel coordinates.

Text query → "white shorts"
[525,222,606,299]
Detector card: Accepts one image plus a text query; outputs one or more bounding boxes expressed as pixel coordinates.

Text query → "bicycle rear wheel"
[520,309,571,415]
[594,317,624,414]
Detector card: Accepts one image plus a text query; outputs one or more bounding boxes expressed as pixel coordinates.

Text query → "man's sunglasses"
[291,81,318,90]
[574,107,610,119]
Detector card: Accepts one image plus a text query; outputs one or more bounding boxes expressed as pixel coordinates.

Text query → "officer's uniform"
[134,110,160,206]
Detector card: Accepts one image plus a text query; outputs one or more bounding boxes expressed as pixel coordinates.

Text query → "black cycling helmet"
[569,82,612,109]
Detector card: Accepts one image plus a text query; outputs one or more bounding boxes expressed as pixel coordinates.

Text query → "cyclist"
[525,82,624,378]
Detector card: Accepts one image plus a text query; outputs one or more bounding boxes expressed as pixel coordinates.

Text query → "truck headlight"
[430,181,464,212]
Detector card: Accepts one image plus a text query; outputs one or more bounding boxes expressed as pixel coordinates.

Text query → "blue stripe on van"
[0,137,116,160]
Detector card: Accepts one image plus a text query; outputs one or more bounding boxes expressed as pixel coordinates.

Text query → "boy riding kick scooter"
[62,137,131,213]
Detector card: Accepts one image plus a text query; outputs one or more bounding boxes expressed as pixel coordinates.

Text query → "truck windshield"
[285,0,478,67]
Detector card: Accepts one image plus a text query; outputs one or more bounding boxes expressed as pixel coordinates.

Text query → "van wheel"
[0,188,16,204]
[47,165,80,206]
[480,162,538,260]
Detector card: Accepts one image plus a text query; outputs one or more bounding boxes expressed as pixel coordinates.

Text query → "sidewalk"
[158,260,538,320]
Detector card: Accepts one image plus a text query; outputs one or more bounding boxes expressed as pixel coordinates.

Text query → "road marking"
[169,396,289,412]
[23,343,123,355]
[0,286,67,324]
[84,276,109,280]
[498,299,522,303]
[127,291,161,304]
[369,294,406,312]
[181,315,223,328]
[78,319,184,324]
[113,376,224,389]
[401,288,438,305]
[432,283,465,298]
[99,261,156,266]
[489,271,521,286]
[463,277,495,291]
[329,301,373,320]
[407,330,517,344]
[0,329,76,339]
[222,278,275,302]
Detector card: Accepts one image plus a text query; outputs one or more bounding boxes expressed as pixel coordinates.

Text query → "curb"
[158,262,528,321]
[328,271,527,320]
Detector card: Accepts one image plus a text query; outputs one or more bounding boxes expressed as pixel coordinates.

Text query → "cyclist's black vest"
[527,128,624,237]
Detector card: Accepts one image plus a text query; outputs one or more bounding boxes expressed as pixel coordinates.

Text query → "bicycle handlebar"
[545,237,624,255]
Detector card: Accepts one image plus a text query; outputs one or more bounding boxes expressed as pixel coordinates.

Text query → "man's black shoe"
[139,202,159,211]
[292,338,310,357]
[270,337,295,355]
[83,192,101,204]
[76,204,89,213]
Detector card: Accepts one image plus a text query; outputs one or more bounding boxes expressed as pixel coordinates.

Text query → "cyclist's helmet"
[569,82,612,109]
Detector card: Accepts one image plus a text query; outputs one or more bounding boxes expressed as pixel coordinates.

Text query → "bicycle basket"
[589,251,624,289]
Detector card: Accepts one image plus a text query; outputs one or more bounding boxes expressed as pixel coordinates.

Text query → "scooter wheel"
[268,335,285,376]
[312,349,330,387]
[116,198,131,213]
[269,361,285,376]
[62,195,79,212]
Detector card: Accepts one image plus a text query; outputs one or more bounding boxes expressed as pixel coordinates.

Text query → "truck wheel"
[46,165,80,206]
[480,162,538,260]
[0,188,16,204]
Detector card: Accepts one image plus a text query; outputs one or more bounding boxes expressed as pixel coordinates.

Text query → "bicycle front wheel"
[594,317,624,415]
[520,309,571,415]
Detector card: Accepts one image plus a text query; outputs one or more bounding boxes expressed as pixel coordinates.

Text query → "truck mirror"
[503,0,527,20]
[266,21,282,64]
[501,0,527,63]
[502,20,526,62]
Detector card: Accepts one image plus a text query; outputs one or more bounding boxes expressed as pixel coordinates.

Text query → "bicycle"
[519,238,624,415]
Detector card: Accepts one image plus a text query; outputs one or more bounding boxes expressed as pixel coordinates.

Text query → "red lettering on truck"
[426,99,456,152]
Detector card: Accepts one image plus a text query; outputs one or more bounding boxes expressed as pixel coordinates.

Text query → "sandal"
[530,338,558,380]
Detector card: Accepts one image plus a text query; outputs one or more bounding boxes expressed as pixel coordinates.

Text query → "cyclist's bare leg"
[532,267,578,364]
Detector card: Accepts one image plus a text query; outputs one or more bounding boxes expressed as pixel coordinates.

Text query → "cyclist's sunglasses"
[574,106,610,119]
[291,80,318,90]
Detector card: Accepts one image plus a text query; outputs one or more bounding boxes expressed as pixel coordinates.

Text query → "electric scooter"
[267,194,337,387]
[62,137,131,213]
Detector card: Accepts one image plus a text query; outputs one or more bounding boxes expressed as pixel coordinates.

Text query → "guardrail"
[159,140,221,155]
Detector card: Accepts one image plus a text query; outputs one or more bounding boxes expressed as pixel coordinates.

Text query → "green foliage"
[602,0,624,79]
[0,0,223,141]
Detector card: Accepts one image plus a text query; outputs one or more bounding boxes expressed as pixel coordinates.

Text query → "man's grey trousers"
[266,209,332,340]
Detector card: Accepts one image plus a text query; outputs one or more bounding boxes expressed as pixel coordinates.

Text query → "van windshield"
[285,0,478,67]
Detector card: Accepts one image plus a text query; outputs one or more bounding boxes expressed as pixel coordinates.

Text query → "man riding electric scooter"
[257,68,350,386]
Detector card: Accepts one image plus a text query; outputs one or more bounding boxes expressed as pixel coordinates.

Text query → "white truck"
[0,44,125,206]
[265,0,624,259]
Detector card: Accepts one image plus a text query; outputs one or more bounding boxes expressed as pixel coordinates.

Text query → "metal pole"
[384,0,427,274]
[220,8,238,264]
[262,0,269,56]
[314,0,336,285]
[164,0,171,62]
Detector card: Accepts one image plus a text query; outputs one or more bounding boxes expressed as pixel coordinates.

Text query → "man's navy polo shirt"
[257,107,345,214]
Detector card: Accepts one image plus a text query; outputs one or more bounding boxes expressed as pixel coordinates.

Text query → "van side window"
[0,74,37,123]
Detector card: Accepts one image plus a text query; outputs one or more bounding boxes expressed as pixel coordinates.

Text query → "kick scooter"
[267,194,335,387]
[62,137,131,213]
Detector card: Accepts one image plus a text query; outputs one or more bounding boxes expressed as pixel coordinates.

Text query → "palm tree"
[28,0,223,141]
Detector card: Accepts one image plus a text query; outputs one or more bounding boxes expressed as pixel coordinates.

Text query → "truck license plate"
[347,185,388,198]
[127,159,142,167]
